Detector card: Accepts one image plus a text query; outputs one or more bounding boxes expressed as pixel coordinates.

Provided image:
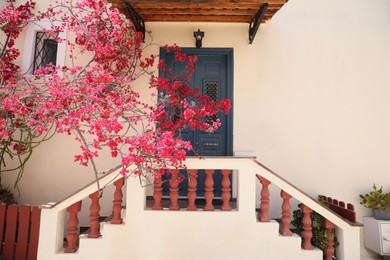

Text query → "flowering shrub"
[0,0,38,189]
[0,0,35,82]
[0,0,231,189]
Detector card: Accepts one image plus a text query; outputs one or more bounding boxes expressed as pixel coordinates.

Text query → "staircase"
[37,157,361,260]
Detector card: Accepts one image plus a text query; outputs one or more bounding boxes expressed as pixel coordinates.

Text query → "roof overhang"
[107,0,289,43]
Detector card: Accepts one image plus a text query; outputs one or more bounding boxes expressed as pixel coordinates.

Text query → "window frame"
[22,21,67,75]
[32,31,59,72]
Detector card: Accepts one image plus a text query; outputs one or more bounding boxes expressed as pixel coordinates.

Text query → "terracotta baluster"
[169,169,180,210]
[204,169,215,211]
[301,204,314,250]
[221,169,232,211]
[111,177,124,224]
[256,175,271,222]
[88,191,101,238]
[280,190,292,236]
[152,174,163,210]
[323,219,336,260]
[187,170,198,211]
[64,201,82,253]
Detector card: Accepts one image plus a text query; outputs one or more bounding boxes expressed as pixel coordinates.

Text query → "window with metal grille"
[33,32,58,72]
[205,80,219,125]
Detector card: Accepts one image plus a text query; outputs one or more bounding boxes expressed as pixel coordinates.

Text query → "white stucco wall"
[2,0,390,259]
[141,0,390,214]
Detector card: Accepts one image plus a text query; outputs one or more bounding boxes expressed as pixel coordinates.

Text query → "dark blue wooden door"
[160,48,233,197]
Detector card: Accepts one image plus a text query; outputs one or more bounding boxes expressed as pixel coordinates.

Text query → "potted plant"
[360,184,390,220]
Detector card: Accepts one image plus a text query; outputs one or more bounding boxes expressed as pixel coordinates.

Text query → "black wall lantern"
[193,29,204,49]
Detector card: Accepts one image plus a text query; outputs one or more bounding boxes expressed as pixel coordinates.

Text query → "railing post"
[152,174,163,210]
[64,201,82,253]
[88,191,101,238]
[221,169,232,211]
[204,169,215,211]
[280,190,292,236]
[187,169,198,211]
[111,177,124,224]
[256,175,271,222]
[169,169,180,210]
[324,219,336,260]
[301,204,314,250]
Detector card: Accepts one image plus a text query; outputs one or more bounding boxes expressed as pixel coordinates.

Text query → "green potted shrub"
[292,197,339,251]
[360,184,390,220]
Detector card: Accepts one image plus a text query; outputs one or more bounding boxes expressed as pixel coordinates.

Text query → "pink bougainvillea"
[0,0,231,188]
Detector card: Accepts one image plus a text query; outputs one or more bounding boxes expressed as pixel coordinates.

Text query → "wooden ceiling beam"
[133,14,274,23]
[142,15,253,22]
[133,6,281,15]
[132,3,279,9]
[110,2,285,9]
[138,9,258,16]
[112,4,283,12]
[108,0,287,4]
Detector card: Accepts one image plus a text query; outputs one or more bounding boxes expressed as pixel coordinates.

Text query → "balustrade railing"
[39,169,125,255]
[252,167,362,260]
[38,157,361,260]
[145,160,361,259]
[61,177,125,253]
[150,169,234,211]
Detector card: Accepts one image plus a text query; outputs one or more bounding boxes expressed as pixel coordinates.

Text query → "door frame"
[159,47,234,156]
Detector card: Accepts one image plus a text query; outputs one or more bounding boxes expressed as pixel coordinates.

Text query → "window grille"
[205,80,219,124]
[33,32,58,72]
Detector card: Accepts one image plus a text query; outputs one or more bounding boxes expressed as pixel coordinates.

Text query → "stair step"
[79,216,111,234]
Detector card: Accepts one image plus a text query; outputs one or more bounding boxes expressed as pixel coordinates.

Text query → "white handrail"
[185,157,355,229]
[44,165,127,212]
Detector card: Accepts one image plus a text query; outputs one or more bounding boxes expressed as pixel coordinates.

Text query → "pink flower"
[183,108,195,121]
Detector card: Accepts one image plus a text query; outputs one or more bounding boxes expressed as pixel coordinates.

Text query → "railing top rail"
[43,157,256,211]
[252,159,362,227]
[42,165,124,210]
[185,157,361,229]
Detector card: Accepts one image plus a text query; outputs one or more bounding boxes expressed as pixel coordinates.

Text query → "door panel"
[160,48,233,197]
